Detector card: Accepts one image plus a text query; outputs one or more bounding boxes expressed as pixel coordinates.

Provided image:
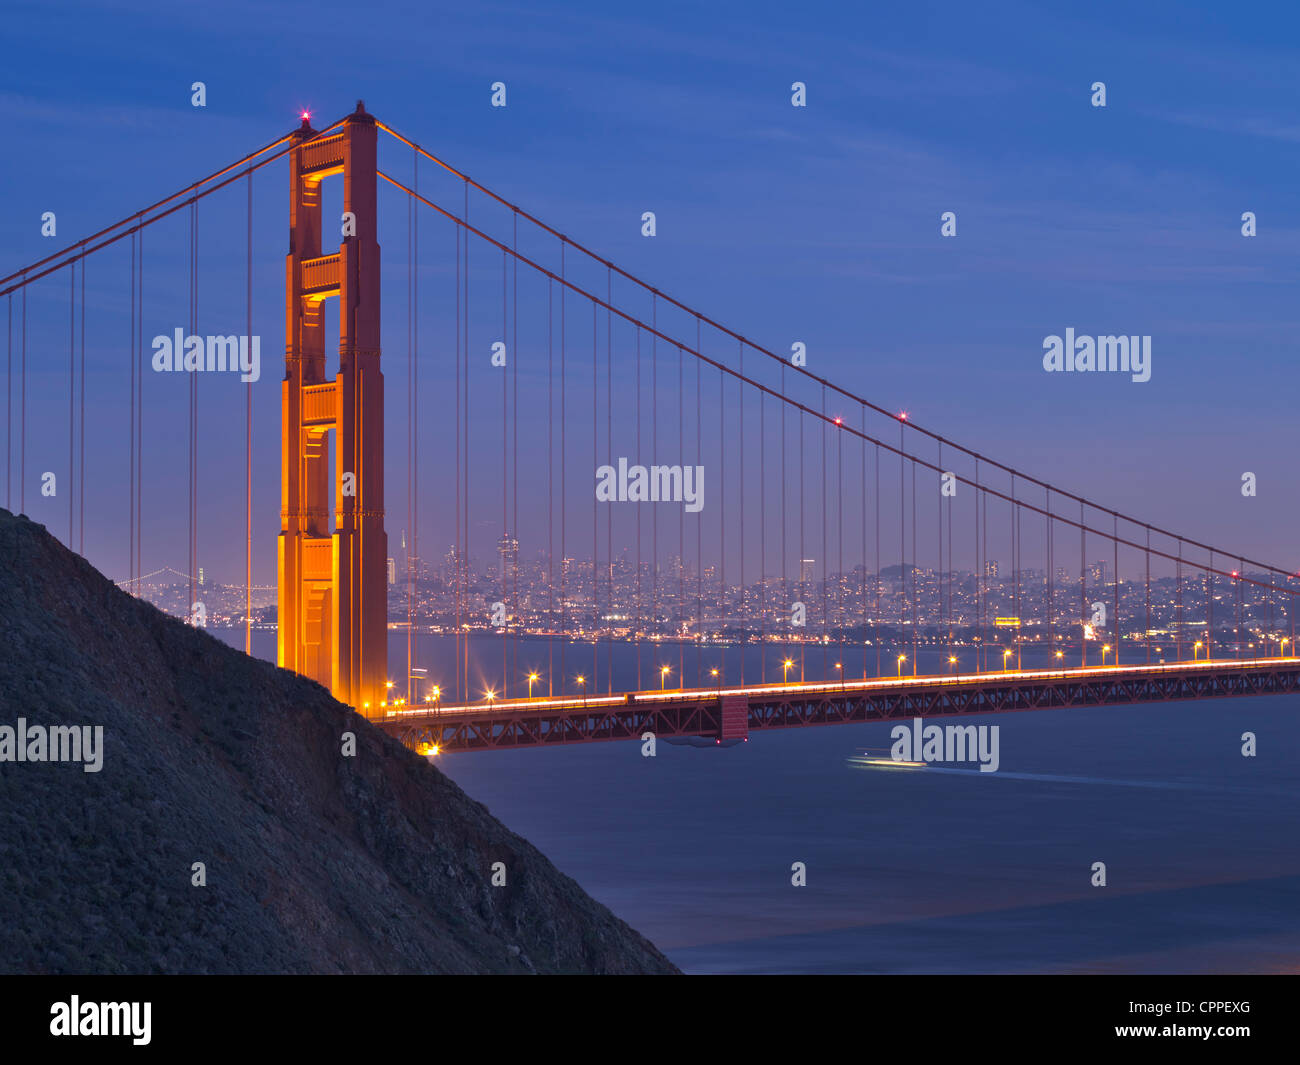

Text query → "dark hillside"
[0,508,676,974]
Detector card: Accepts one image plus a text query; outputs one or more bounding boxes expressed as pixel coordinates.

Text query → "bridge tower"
[278,101,387,718]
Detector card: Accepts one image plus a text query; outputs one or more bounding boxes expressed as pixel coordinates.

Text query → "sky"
[2,0,1300,586]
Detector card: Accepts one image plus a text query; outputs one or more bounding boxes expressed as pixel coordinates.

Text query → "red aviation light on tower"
[300,110,312,121]
[898,411,908,421]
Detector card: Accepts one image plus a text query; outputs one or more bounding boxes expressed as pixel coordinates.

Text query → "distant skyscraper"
[800,558,816,586]
[387,557,396,585]
[498,533,520,588]
[984,560,998,578]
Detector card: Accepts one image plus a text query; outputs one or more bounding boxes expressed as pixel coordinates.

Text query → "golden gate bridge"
[4,101,1299,753]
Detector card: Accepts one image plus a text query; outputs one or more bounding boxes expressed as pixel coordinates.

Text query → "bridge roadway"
[376,656,1300,754]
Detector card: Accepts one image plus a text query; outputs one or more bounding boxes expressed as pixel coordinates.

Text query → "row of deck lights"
[393,634,1295,713]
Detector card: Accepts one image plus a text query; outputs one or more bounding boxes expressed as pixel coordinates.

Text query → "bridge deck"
[376,657,1300,753]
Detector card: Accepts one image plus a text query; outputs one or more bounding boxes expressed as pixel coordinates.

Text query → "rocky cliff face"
[0,509,676,974]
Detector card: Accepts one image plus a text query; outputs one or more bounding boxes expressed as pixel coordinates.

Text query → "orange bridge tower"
[278,101,387,717]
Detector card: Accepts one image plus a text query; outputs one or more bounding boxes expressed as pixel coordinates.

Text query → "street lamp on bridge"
[897,653,906,677]
[782,658,794,683]
[660,665,671,691]
[528,671,540,699]
[576,675,586,706]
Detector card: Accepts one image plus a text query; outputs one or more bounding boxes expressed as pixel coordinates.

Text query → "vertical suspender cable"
[739,342,744,685]
[760,377,767,681]
[189,201,198,622]
[1113,513,1119,665]
[454,221,462,699]
[1080,501,1086,668]
[413,155,420,696]
[245,172,253,654]
[874,443,880,677]
[837,408,843,676]
[737,341,746,685]
[593,302,599,690]
[20,284,25,517]
[634,326,640,688]
[911,453,917,673]
[136,228,143,592]
[5,292,10,511]
[821,383,828,679]
[79,260,86,555]
[1208,550,1214,659]
[941,442,951,665]
[650,296,656,683]
[605,268,611,692]
[128,239,135,588]
[68,264,74,544]
[899,417,905,674]
[548,276,554,694]
[651,300,659,682]
[1047,488,1053,661]
[1145,527,1151,664]
[1176,538,1183,660]
[463,184,471,698]
[560,243,567,693]
[695,320,702,684]
[720,358,726,684]
[677,342,684,684]
[861,403,867,677]
[406,156,414,701]
[515,216,521,694]
[977,455,982,665]
[1011,476,1017,667]
[503,248,509,696]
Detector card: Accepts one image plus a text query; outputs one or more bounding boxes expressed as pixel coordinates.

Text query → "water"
[213,628,1300,973]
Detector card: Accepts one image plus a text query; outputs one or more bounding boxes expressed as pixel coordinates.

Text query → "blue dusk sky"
[1,0,1298,583]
